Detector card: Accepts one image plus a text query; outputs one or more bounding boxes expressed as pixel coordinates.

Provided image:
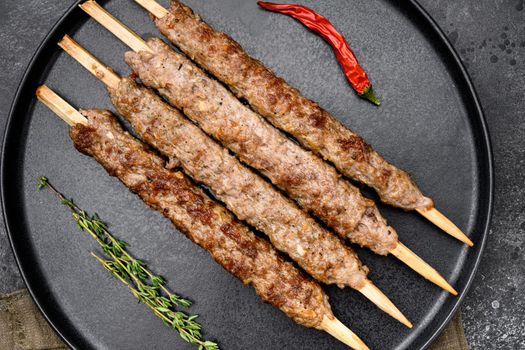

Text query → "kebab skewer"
[132,0,473,247]
[78,0,456,295]
[58,34,412,327]
[36,84,370,350]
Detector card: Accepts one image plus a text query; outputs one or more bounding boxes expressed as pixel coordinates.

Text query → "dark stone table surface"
[0,1,523,349]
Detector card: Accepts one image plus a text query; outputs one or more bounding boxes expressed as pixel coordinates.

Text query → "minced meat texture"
[155,0,434,211]
[69,109,333,328]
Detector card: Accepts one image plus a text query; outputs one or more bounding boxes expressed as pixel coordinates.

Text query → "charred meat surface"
[70,109,333,328]
[108,78,369,288]
[155,0,434,211]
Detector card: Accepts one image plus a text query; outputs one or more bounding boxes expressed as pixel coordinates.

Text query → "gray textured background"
[0,0,523,349]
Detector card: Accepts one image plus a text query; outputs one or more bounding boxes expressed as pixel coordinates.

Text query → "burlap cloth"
[0,289,469,349]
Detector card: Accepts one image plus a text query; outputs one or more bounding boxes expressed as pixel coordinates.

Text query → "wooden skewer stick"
[134,0,474,249]
[391,243,458,295]
[58,35,120,90]
[36,84,370,350]
[36,85,87,125]
[417,208,474,247]
[79,1,152,54]
[133,0,169,19]
[360,280,412,328]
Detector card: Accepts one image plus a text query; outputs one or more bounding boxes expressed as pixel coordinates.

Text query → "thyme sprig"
[38,176,218,350]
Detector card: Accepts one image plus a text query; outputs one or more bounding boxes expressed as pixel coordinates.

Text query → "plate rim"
[1,1,494,349]
[402,3,493,350]
[1,2,84,349]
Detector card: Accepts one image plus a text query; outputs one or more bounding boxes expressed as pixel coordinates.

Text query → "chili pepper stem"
[359,86,381,106]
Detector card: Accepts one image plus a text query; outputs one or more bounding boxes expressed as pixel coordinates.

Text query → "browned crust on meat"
[155,0,433,211]
[69,109,333,328]
[108,77,369,285]
[337,135,371,162]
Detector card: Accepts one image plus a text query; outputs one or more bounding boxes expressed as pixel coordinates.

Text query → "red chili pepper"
[258,1,380,106]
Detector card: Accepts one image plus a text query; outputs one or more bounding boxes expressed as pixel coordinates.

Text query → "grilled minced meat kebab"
[125,39,398,256]
[153,0,434,211]
[70,109,334,329]
[108,77,369,289]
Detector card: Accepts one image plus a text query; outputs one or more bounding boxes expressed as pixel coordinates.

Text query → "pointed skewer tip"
[416,207,474,246]
[359,280,412,328]
[390,242,458,296]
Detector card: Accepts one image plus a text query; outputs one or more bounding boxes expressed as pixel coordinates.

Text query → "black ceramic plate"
[2,0,492,349]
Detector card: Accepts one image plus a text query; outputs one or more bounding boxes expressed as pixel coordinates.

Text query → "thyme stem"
[38,176,218,350]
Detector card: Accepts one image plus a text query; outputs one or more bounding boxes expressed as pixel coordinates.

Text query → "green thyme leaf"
[38,176,219,350]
